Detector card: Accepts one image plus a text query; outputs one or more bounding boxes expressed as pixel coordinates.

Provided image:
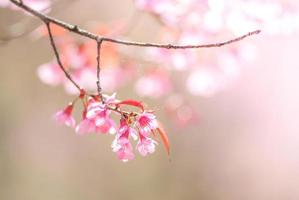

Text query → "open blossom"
[112,137,134,162]
[95,116,116,134]
[85,96,116,134]
[54,103,75,127]
[75,110,96,134]
[136,130,158,156]
[136,112,158,132]
[111,119,137,162]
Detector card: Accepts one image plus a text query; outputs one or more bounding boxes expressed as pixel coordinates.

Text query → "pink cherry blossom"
[136,112,158,132]
[112,137,134,162]
[118,119,138,140]
[111,119,137,162]
[95,116,116,134]
[85,95,117,134]
[75,118,95,134]
[75,111,96,135]
[54,103,75,127]
[136,131,157,156]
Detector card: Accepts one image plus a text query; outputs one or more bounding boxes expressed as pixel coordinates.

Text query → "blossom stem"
[96,37,104,101]
[45,22,81,90]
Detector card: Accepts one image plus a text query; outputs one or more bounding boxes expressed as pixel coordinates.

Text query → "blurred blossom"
[74,67,97,93]
[22,0,51,12]
[37,62,64,86]
[165,94,199,127]
[237,43,257,62]
[0,0,51,12]
[202,10,224,33]
[136,0,299,35]
[101,66,134,92]
[149,48,197,70]
[186,68,221,97]
[135,69,172,98]
[217,51,240,78]
[0,0,9,7]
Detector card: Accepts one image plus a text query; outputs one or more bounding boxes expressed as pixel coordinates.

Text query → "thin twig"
[96,37,104,100]
[9,0,261,49]
[45,22,81,90]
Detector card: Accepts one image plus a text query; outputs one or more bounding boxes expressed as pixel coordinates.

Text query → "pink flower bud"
[54,104,75,127]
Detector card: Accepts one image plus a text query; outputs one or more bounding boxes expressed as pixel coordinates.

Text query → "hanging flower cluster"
[54,90,170,162]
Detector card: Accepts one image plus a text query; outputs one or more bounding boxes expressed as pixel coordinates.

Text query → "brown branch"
[9,0,261,94]
[45,22,81,90]
[9,0,261,49]
[96,38,104,100]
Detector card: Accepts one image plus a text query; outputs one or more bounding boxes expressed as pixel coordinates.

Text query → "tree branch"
[45,22,81,90]
[9,0,261,50]
[96,38,104,100]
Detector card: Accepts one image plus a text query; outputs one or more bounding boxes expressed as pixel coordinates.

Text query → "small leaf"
[116,99,144,111]
[156,123,170,156]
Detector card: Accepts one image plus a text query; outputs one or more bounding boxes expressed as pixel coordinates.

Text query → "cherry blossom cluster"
[54,90,170,162]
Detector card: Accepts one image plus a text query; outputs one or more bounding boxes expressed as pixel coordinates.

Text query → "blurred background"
[1,0,299,200]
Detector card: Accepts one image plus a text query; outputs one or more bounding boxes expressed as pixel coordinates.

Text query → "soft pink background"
[1,0,299,199]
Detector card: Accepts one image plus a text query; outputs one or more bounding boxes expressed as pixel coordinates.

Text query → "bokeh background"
[1,0,299,200]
